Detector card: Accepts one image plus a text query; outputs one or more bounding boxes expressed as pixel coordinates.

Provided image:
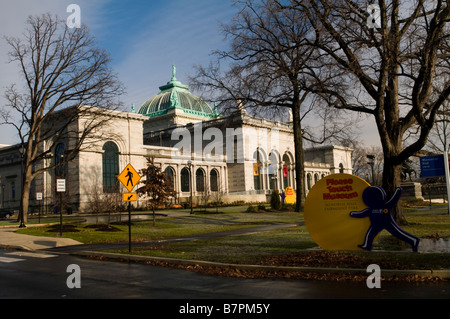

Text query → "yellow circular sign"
[304,173,371,250]
[284,187,296,204]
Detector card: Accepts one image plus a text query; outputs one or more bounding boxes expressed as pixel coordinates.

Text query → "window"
[164,167,175,190]
[268,152,278,190]
[210,169,219,192]
[55,143,66,177]
[196,168,205,192]
[253,150,262,190]
[269,163,275,190]
[102,142,119,193]
[11,181,15,200]
[181,167,190,192]
[339,163,344,173]
[282,154,291,189]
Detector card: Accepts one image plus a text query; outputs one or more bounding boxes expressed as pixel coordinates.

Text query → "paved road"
[1,249,449,301]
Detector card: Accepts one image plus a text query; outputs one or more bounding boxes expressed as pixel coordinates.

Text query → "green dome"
[138,66,219,119]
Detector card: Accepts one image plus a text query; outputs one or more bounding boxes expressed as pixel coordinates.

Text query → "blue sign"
[420,155,445,177]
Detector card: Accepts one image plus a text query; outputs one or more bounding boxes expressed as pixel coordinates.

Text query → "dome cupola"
[138,65,219,119]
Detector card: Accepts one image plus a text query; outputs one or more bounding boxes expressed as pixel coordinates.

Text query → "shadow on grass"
[83,224,122,232]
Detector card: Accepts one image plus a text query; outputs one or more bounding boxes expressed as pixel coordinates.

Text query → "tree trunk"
[292,105,305,212]
[382,155,407,225]
[20,162,33,224]
[20,182,31,224]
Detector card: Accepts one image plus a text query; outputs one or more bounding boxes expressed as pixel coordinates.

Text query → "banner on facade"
[253,163,259,176]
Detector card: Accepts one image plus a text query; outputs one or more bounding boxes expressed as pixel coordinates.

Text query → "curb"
[71,250,450,281]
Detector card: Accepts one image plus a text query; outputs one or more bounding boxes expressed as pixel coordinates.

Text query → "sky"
[0,0,380,147]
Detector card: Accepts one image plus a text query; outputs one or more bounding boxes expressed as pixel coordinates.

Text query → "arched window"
[307,173,312,190]
[196,168,205,192]
[253,150,263,190]
[268,164,275,190]
[210,169,219,192]
[268,152,279,190]
[102,142,119,193]
[164,166,175,190]
[339,163,344,173]
[181,167,190,192]
[282,154,291,189]
[314,173,319,184]
[55,143,66,177]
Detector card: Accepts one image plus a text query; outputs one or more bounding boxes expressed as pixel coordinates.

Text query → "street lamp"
[18,144,26,228]
[187,160,193,215]
[1,184,4,209]
[367,154,375,185]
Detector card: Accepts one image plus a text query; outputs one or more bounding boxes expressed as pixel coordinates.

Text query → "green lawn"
[16,210,302,244]
[115,225,314,264]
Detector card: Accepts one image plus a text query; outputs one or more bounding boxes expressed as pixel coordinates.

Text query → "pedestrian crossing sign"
[118,163,141,192]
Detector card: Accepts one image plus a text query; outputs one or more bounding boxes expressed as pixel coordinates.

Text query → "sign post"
[56,179,65,237]
[443,152,450,215]
[117,163,141,252]
[36,192,43,223]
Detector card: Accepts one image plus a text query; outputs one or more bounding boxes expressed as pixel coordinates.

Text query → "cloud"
[101,0,236,111]
[0,0,235,143]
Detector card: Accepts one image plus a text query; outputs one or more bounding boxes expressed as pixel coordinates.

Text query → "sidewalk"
[0,227,82,251]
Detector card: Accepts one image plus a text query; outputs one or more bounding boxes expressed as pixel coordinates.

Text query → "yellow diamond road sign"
[123,193,137,202]
[118,163,141,192]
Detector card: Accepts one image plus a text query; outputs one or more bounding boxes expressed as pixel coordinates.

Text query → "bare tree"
[1,14,125,223]
[293,0,449,223]
[426,98,450,153]
[352,145,384,185]
[137,157,177,226]
[191,0,356,212]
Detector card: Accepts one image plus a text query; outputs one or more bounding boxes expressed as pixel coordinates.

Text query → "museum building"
[0,68,353,214]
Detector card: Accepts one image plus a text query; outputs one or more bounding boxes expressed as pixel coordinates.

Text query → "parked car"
[0,209,14,219]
